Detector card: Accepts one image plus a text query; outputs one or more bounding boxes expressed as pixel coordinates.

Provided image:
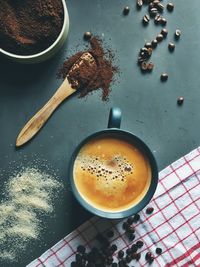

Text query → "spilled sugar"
[0,167,62,262]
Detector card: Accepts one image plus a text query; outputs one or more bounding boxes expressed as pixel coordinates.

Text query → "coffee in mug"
[73,136,151,212]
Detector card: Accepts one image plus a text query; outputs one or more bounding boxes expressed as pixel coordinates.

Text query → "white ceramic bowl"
[0,0,69,64]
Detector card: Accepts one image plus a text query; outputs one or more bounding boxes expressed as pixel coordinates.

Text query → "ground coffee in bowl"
[0,0,64,56]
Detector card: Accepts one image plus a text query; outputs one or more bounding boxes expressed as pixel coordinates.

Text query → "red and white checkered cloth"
[28,147,200,267]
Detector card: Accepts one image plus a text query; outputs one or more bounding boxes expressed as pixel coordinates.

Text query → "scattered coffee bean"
[154,14,162,24]
[136,240,144,248]
[156,247,162,254]
[131,244,138,253]
[147,48,153,57]
[143,14,150,25]
[136,252,141,261]
[157,2,165,12]
[146,207,154,214]
[128,233,136,241]
[167,2,174,12]
[126,255,132,263]
[77,245,86,254]
[149,256,155,264]
[161,17,167,26]
[123,222,129,230]
[156,34,164,42]
[127,225,135,233]
[145,42,152,49]
[111,244,118,252]
[106,230,114,238]
[145,252,153,261]
[131,252,137,260]
[123,6,130,15]
[83,31,92,40]
[137,0,143,9]
[161,73,168,81]
[150,7,158,17]
[152,39,158,48]
[175,29,181,39]
[133,214,140,222]
[118,250,124,258]
[127,217,134,225]
[126,248,132,255]
[161,28,168,38]
[141,61,148,71]
[177,97,184,105]
[112,263,118,267]
[147,62,154,71]
[168,42,175,51]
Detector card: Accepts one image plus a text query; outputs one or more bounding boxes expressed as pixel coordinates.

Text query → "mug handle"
[108,107,122,129]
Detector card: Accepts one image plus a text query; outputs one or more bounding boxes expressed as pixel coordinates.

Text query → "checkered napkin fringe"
[28,147,200,267]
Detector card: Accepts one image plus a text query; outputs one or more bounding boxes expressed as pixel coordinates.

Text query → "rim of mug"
[0,0,68,60]
[69,129,158,219]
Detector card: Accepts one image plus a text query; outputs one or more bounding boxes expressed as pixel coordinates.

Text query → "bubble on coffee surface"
[78,154,134,196]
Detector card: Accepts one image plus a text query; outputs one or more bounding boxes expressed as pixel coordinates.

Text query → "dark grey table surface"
[0,0,200,266]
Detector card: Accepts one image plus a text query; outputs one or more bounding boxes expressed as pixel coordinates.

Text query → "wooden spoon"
[16,52,96,147]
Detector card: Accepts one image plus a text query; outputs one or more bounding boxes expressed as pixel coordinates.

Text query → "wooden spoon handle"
[16,79,75,147]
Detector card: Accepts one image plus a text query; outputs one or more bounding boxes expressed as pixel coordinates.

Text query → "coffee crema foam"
[78,155,133,196]
[73,137,151,212]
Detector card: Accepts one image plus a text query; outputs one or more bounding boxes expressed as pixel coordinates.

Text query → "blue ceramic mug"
[69,107,158,219]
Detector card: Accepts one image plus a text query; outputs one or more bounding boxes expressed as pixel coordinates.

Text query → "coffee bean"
[123,6,130,15]
[112,263,118,267]
[143,14,150,25]
[152,39,158,48]
[154,14,162,24]
[149,3,154,9]
[147,62,154,71]
[147,47,153,56]
[149,256,154,264]
[83,31,92,40]
[137,0,143,9]
[131,252,137,260]
[118,250,124,258]
[145,42,152,49]
[128,233,135,241]
[127,225,135,233]
[157,3,165,12]
[111,244,117,252]
[145,252,152,261]
[177,97,184,105]
[127,217,134,225]
[167,2,174,12]
[175,29,181,39]
[156,247,162,254]
[156,34,164,42]
[77,245,86,254]
[150,7,158,17]
[138,56,145,64]
[168,42,175,51]
[131,244,138,253]
[161,28,168,37]
[126,248,132,255]
[126,255,132,263]
[160,73,168,81]
[136,240,144,248]
[141,61,148,71]
[146,207,154,214]
[123,222,129,230]
[136,253,141,261]
[133,214,140,222]
[161,17,167,26]
[106,230,114,238]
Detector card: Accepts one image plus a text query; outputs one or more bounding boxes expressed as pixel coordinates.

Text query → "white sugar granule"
[0,167,62,262]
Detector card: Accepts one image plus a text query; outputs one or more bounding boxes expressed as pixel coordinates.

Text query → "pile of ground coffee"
[0,0,64,55]
[58,37,118,101]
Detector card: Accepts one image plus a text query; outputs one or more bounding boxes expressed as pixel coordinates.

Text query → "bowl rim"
[69,129,158,219]
[0,0,68,59]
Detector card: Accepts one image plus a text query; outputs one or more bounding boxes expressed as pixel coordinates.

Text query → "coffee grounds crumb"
[0,0,64,55]
[58,36,118,101]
